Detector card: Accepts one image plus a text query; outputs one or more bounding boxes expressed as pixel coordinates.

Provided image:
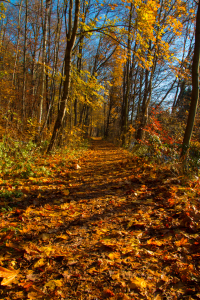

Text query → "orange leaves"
[0,230,14,244]
[168,198,175,206]
[128,277,149,290]
[107,252,121,260]
[108,3,118,10]
[62,189,70,196]
[0,266,19,286]
[1,140,200,299]
[175,238,188,247]
[147,238,164,247]
[103,288,115,298]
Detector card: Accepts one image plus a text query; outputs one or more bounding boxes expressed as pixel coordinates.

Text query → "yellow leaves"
[108,252,121,260]
[160,273,170,283]
[79,22,93,36]
[154,295,163,300]
[136,0,158,31]
[0,266,19,286]
[0,2,6,20]
[28,176,36,182]
[132,0,188,70]
[147,238,164,246]
[110,46,125,88]
[128,277,149,290]
[1,139,200,299]
[166,16,183,35]
[175,238,188,247]
[57,234,68,240]
[61,202,70,210]
[44,279,63,291]
[71,68,105,109]
[96,228,108,235]
[40,246,55,257]
[88,267,99,274]
[33,258,46,268]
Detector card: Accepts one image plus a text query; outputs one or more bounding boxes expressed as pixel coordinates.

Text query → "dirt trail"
[69,139,132,202]
[1,140,200,299]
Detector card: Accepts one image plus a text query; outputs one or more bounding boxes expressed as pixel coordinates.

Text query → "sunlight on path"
[0,140,200,300]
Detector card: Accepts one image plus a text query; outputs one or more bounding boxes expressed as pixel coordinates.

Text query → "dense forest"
[0,0,200,299]
[0,0,199,156]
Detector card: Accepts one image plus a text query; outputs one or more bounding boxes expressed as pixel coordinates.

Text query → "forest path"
[68,139,134,203]
[0,140,200,299]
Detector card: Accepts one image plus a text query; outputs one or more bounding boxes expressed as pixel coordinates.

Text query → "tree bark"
[47,0,80,153]
[22,0,28,121]
[122,2,133,147]
[12,0,23,86]
[181,1,200,158]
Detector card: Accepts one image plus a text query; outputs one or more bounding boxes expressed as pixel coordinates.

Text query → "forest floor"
[0,139,200,300]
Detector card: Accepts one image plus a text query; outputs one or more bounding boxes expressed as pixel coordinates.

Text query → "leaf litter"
[0,140,200,299]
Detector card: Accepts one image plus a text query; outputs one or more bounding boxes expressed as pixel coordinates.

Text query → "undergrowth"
[130,135,200,176]
[129,108,200,176]
[0,131,90,180]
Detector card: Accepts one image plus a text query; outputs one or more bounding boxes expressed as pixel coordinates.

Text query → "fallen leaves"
[0,140,200,299]
[74,164,81,170]
[0,266,19,286]
[128,277,148,290]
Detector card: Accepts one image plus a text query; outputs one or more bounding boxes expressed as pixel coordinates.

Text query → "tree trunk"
[22,0,28,121]
[12,0,23,86]
[39,0,50,126]
[74,35,83,126]
[122,2,133,147]
[181,1,200,158]
[47,0,80,153]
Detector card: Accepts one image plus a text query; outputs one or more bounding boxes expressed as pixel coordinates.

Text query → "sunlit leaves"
[0,2,6,20]
[0,266,19,286]
[72,68,105,109]
[1,140,200,299]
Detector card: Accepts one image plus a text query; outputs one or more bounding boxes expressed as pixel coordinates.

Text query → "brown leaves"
[103,288,115,298]
[1,140,200,299]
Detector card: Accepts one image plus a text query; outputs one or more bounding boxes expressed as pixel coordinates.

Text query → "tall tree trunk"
[46,0,52,121]
[74,35,83,126]
[47,0,80,153]
[39,0,50,126]
[135,66,150,141]
[105,94,113,138]
[181,1,200,158]
[135,38,158,141]
[122,2,133,147]
[74,0,89,126]
[22,0,28,121]
[38,0,63,137]
[12,0,23,86]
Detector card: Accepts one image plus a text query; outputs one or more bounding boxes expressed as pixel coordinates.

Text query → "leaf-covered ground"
[0,139,200,300]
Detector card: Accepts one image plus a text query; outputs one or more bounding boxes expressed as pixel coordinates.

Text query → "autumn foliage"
[0,0,200,298]
[0,140,200,299]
